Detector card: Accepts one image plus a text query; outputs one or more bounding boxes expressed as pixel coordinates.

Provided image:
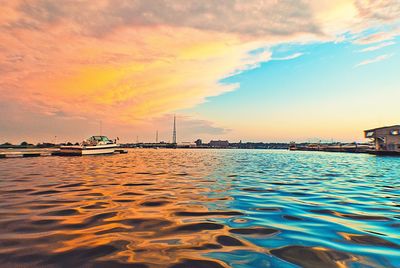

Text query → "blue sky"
[182,35,400,142]
[1,1,399,143]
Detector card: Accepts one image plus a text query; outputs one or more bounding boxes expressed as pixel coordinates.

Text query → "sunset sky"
[1,0,399,144]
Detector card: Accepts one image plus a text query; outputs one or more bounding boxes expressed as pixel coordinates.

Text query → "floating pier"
[0,150,53,158]
[0,148,128,158]
[289,143,372,154]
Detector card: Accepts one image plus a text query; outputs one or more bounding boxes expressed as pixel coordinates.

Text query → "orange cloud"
[0,0,399,142]
[1,21,274,124]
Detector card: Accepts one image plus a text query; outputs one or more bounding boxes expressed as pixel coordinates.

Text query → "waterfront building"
[177,142,197,148]
[209,140,230,148]
[364,125,400,152]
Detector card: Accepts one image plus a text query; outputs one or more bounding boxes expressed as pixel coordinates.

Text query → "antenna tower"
[172,115,177,144]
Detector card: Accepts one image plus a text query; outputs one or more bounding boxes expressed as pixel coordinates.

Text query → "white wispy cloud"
[355,54,393,67]
[358,41,396,52]
[353,31,399,45]
[273,53,304,61]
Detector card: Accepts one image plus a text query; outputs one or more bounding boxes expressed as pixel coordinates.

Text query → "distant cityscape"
[0,140,290,150]
[122,140,291,149]
[1,117,398,155]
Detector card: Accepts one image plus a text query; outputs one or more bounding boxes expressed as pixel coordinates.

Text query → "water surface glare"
[0,149,399,267]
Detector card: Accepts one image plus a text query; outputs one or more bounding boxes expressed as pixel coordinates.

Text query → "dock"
[0,149,54,158]
[289,143,372,154]
[0,148,128,158]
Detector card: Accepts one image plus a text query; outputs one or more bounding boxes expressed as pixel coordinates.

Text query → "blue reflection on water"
[0,149,399,267]
[206,150,400,267]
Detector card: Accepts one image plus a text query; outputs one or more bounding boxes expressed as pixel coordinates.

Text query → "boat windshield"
[90,136,111,142]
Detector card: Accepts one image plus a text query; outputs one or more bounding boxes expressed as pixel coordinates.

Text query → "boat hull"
[59,144,119,156]
[368,150,400,156]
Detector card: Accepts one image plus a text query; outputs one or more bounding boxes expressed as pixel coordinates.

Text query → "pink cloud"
[354,31,399,44]
[1,0,400,141]
[355,0,400,21]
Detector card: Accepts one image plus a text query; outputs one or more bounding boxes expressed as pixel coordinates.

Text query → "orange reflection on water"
[0,149,252,267]
[0,149,398,267]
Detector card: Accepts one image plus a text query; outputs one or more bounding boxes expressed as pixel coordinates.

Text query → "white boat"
[59,136,119,156]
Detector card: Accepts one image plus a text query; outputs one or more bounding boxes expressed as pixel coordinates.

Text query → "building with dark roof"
[364,125,400,152]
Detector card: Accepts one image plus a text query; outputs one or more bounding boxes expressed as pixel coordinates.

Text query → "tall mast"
[172,115,177,144]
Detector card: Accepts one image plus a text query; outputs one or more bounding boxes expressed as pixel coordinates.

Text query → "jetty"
[0,148,127,158]
[289,142,372,153]
[290,125,400,156]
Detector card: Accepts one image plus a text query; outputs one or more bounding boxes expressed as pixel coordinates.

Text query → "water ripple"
[0,149,399,267]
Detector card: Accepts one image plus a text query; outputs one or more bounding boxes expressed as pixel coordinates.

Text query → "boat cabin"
[364,125,400,152]
[86,136,115,145]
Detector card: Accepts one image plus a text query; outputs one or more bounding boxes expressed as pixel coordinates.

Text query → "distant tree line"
[230,142,290,149]
[0,141,79,148]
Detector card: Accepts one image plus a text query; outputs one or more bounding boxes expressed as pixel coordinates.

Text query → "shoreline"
[1,147,399,159]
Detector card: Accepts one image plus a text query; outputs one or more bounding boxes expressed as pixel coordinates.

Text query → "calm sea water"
[0,149,399,268]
